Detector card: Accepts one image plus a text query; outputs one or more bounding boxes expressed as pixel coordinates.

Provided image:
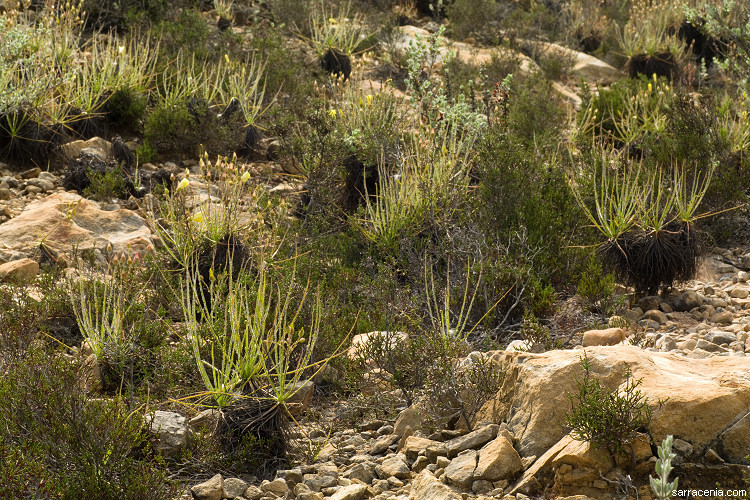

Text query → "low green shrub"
[576,255,619,314]
[102,87,148,131]
[142,100,200,156]
[685,0,750,87]
[445,0,505,43]
[476,126,580,302]
[0,269,74,361]
[83,169,129,201]
[566,354,656,456]
[156,8,242,62]
[423,351,505,431]
[0,345,178,499]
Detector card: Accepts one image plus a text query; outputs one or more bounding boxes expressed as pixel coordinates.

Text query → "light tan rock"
[444,450,478,489]
[548,435,614,473]
[243,485,263,500]
[378,454,411,479]
[581,328,628,347]
[287,379,315,416]
[718,412,750,463]
[60,136,112,161]
[478,346,750,463]
[223,477,249,498]
[329,484,369,500]
[394,405,425,438]
[0,257,38,283]
[145,411,191,457]
[191,473,224,500]
[349,330,408,356]
[0,192,153,262]
[401,435,440,460]
[475,434,524,481]
[711,310,734,325]
[409,470,461,499]
[261,478,289,495]
[188,408,221,433]
[369,433,400,455]
[552,82,583,110]
[521,40,623,85]
[643,309,668,325]
[444,424,499,457]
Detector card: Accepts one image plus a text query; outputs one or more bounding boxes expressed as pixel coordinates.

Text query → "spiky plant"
[570,153,714,295]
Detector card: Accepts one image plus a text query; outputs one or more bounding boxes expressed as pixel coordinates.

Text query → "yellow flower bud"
[328,109,337,119]
[241,171,251,183]
[176,178,189,191]
[191,211,204,223]
[366,94,373,105]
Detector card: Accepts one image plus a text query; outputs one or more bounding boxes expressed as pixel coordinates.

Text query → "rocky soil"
[0,20,748,500]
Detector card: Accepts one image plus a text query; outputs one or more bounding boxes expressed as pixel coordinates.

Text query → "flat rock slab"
[444,424,499,458]
[0,192,153,261]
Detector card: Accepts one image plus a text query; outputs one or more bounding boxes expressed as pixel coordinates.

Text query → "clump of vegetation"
[570,151,713,294]
[616,0,686,80]
[0,344,178,499]
[424,350,505,431]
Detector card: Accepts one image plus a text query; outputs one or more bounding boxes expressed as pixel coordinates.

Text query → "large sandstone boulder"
[0,192,153,262]
[479,346,750,463]
[521,40,623,85]
[394,26,539,77]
